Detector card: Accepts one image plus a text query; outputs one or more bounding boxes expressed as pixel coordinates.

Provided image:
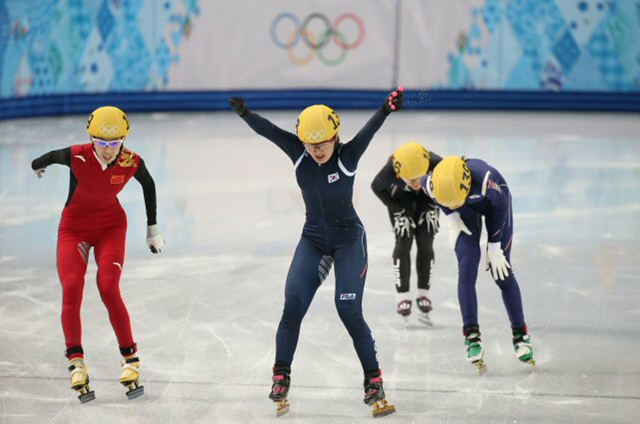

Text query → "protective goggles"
[91,137,124,148]
[302,134,337,150]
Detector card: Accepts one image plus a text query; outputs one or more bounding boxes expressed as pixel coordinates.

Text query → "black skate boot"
[269,364,291,417]
[363,369,396,418]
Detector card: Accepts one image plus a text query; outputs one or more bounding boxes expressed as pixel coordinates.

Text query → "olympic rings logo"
[303,130,328,142]
[99,124,120,137]
[270,12,365,66]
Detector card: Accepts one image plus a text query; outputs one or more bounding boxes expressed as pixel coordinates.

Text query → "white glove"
[146,224,165,254]
[486,242,511,281]
[393,210,415,238]
[33,168,46,179]
[444,212,471,249]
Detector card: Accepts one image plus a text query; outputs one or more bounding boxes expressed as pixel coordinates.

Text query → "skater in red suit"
[31,106,165,403]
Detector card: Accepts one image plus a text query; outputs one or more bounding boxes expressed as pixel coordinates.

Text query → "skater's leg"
[333,229,379,373]
[275,237,325,365]
[490,199,534,364]
[454,212,482,327]
[392,233,413,293]
[414,225,434,292]
[57,231,90,358]
[490,196,526,330]
[392,233,413,320]
[94,225,135,349]
[414,226,435,323]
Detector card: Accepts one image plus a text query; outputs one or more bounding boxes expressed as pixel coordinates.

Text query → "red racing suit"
[32,143,157,359]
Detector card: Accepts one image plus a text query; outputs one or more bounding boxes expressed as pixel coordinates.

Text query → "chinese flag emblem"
[111,175,125,184]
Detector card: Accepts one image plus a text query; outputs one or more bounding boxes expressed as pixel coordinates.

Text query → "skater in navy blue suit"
[424,156,535,374]
[229,89,403,417]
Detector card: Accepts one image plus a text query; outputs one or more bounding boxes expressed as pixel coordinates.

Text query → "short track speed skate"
[269,365,291,417]
[364,370,396,418]
[464,326,486,375]
[513,330,536,369]
[68,358,95,403]
[119,356,144,400]
[416,296,433,326]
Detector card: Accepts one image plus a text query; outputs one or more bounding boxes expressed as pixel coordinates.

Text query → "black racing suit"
[371,154,442,293]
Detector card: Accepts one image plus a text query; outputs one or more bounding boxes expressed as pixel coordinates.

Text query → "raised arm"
[228,97,303,163]
[341,87,404,166]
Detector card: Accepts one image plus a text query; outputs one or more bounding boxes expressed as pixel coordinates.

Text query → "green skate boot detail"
[464,329,486,375]
[513,331,535,368]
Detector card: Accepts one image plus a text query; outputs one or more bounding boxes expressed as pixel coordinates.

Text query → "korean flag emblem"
[328,172,340,184]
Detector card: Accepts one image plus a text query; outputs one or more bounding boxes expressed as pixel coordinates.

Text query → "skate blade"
[372,400,396,418]
[275,399,290,417]
[402,315,410,326]
[523,358,536,369]
[418,313,433,326]
[76,388,96,404]
[472,359,487,375]
[124,383,144,400]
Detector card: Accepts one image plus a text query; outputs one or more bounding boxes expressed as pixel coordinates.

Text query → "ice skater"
[228,88,403,417]
[371,142,442,325]
[31,106,165,402]
[424,156,535,374]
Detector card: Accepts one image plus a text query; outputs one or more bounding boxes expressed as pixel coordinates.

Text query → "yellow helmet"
[87,106,130,139]
[296,104,340,144]
[431,156,471,209]
[392,142,431,180]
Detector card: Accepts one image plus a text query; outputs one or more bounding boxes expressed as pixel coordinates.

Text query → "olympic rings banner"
[167,1,395,89]
[1,0,639,116]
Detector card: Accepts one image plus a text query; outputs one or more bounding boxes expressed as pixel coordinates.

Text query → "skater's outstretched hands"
[33,168,46,179]
[486,242,511,280]
[228,97,248,117]
[146,224,165,254]
[382,86,404,115]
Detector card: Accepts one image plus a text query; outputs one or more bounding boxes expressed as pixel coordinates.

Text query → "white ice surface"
[0,110,639,423]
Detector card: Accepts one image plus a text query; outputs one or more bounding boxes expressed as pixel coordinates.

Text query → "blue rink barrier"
[1,89,638,120]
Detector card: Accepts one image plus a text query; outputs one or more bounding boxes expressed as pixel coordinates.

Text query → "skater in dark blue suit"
[424,156,535,374]
[229,89,403,417]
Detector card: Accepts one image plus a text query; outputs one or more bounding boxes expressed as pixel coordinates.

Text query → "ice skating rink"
[1,110,639,424]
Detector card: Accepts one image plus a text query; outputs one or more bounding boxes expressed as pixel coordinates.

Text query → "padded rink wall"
[0,0,639,119]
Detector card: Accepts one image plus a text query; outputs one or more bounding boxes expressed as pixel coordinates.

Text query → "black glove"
[382,86,404,115]
[392,209,415,238]
[418,209,440,235]
[228,97,248,117]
